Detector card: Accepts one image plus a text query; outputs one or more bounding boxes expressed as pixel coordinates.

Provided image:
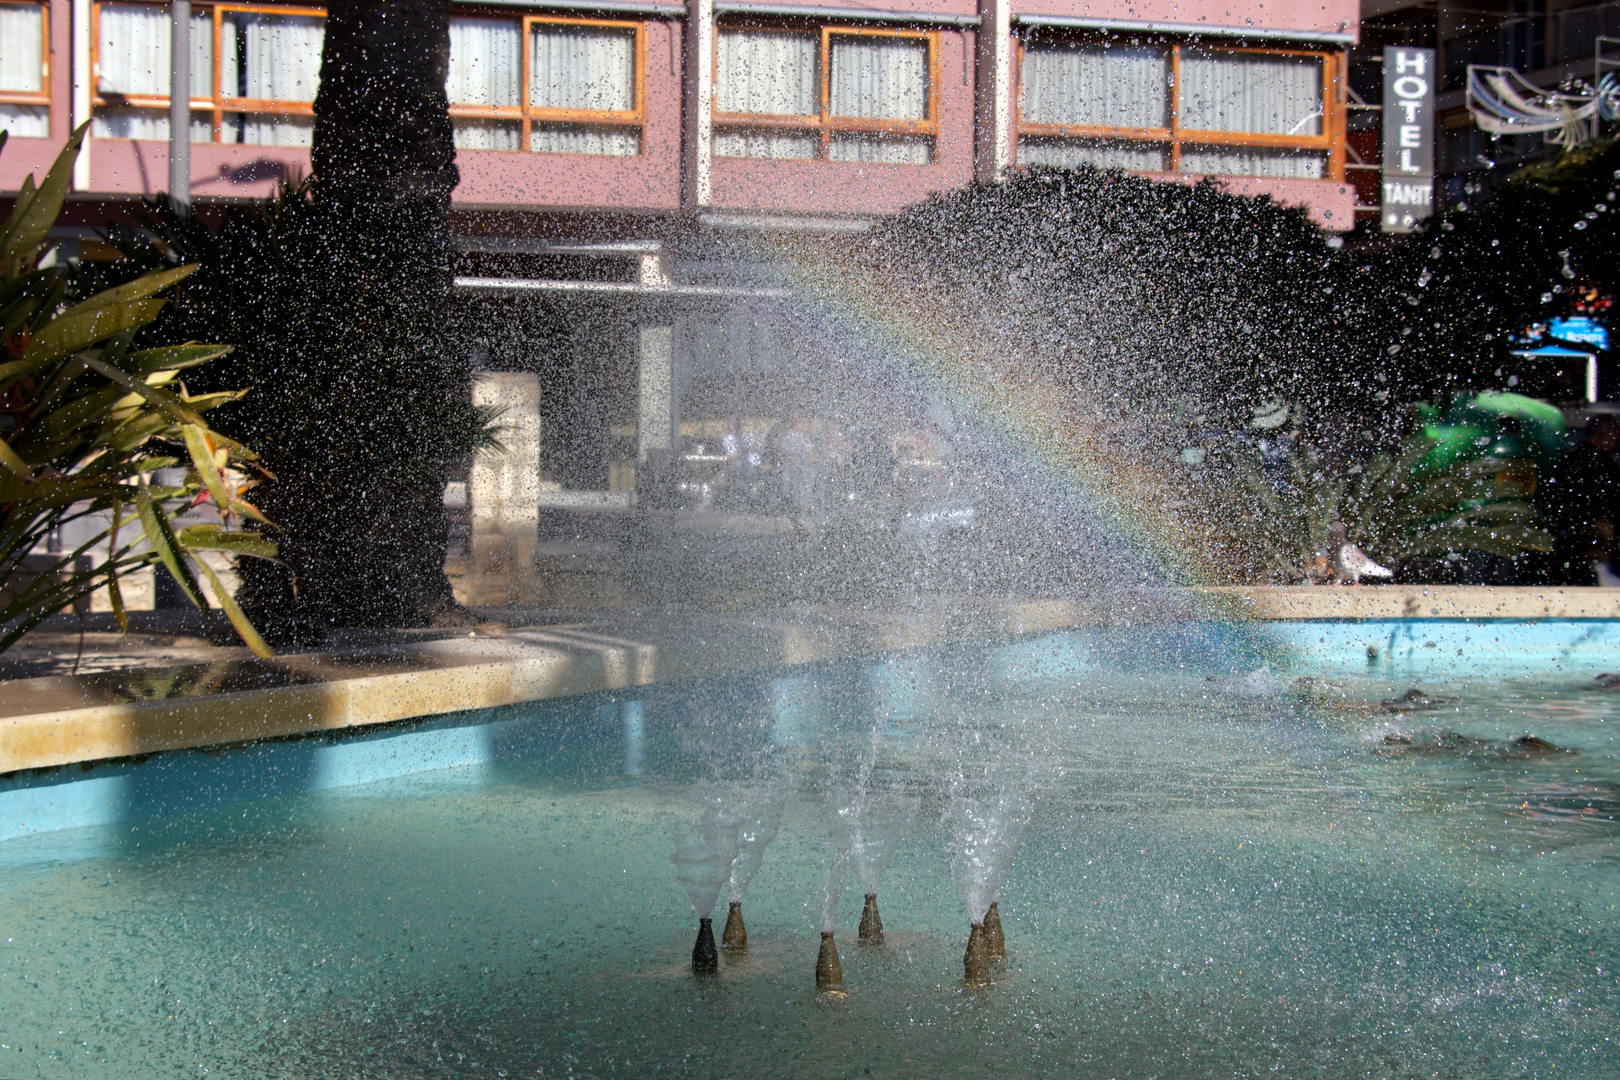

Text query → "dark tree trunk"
[236,0,474,634]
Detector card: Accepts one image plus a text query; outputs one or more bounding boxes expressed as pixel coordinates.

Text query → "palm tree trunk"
[236,0,472,632]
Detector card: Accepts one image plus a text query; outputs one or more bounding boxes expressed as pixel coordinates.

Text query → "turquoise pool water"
[0,623,1616,1078]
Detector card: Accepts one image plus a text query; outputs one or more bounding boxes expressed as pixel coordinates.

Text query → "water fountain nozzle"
[984,901,1005,960]
[815,931,845,994]
[722,901,747,951]
[858,893,884,945]
[963,922,991,987]
[692,918,719,975]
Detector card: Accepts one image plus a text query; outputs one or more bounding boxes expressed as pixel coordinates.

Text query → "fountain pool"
[0,623,1615,1078]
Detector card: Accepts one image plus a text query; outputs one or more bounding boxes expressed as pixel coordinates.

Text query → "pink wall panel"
[1010,0,1359,37]
[452,19,681,210]
[709,27,974,217]
[87,140,311,199]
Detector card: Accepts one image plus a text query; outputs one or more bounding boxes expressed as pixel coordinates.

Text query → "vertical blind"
[222,12,323,145]
[92,4,210,141]
[0,3,43,91]
[715,29,931,163]
[716,30,816,116]
[1178,50,1323,136]
[447,16,521,150]
[0,3,47,137]
[1017,41,1330,179]
[529,23,637,156]
[1019,44,1167,129]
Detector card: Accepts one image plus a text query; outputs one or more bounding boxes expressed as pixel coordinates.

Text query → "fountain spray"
[948,781,1033,987]
[849,740,918,947]
[722,792,784,952]
[671,807,740,977]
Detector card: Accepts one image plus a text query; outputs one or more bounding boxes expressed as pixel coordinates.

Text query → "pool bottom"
[0,641,1616,1078]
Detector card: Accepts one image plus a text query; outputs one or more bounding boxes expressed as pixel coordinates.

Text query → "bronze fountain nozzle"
[984,901,1005,961]
[963,921,991,987]
[692,917,718,975]
[722,901,747,951]
[858,893,884,945]
[815,931,845,993]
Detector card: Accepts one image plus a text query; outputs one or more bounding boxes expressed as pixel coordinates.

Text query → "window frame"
[711,21,941,164]
[1013,34,1345,179]
[90,1,326,143]
[0,0,51,121]
[446,12,647,155]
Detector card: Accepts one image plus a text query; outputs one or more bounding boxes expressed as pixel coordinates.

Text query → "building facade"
[2,0,1364,603]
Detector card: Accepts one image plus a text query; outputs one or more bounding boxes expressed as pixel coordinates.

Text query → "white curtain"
[1179,50,1323,135]
[531,24,634,112]
[1179,147,1325,178]
[1018,136,1165,171]
[222,12,323,145]
[828,134,928,164]
[0,104,49,138]
[454,119,520,151]
[448,17,520,106]
[829,35,926,120]
[1020,44,1167,129]
[713,129,816,159]
[715,30,816,116]
[96,5,211,97]
[92,6,210,140]
[0,3,43,92]
[531,125,639,156]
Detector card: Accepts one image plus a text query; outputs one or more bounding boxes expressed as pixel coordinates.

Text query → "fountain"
[670,806,740,976]
[721,790,784,951]
[948,781,1035,986]
[848,771,918,946]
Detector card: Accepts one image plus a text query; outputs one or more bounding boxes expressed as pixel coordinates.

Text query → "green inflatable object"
[1412,392,1567,478]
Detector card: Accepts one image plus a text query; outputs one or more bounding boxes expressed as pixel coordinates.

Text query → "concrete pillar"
[685,0,714,208]
[975,0,1012,182]
[636,326,676,504]
[468,373,541,606]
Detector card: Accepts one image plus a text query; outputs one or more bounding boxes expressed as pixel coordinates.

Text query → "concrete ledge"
[4,587,1620,777]
[1204,585,1620,620]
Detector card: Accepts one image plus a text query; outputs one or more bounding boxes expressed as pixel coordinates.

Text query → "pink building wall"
[709,28,976,217]
[0,0,1360,226]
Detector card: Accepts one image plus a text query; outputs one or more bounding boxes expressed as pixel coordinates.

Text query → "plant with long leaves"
[0,126,274,655]
[1237,420,1553,582]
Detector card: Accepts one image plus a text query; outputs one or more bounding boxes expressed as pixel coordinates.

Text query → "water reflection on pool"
[1,629,1615,1078]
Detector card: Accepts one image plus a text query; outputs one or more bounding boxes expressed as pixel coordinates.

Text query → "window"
[1017,37,1341,180]
[447,15,643,156]
[92,2,323,146]
[0,1,49,138]
[713,24,938,164]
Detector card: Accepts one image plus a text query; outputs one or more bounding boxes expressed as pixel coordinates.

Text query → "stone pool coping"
[3,585,1618,777]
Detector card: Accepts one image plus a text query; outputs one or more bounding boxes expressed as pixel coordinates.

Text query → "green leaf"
[59,264,198,320]
[135,478,207,609]
[2,123,87,270]
[82,354,205,426]
[17,299,167,370]
[192,556,272,659]
[183,424,230,509]
[128,343,233,376]
[176,524,278,559]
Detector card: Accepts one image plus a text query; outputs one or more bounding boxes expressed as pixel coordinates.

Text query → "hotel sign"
[1381,47,1436,233]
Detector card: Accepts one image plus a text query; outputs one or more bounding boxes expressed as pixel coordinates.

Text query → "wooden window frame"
[1013,35,1346,180]
[91,1,325,143]
[711,21,941,164]
[0,0,51,118]
[446,12,646,155]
